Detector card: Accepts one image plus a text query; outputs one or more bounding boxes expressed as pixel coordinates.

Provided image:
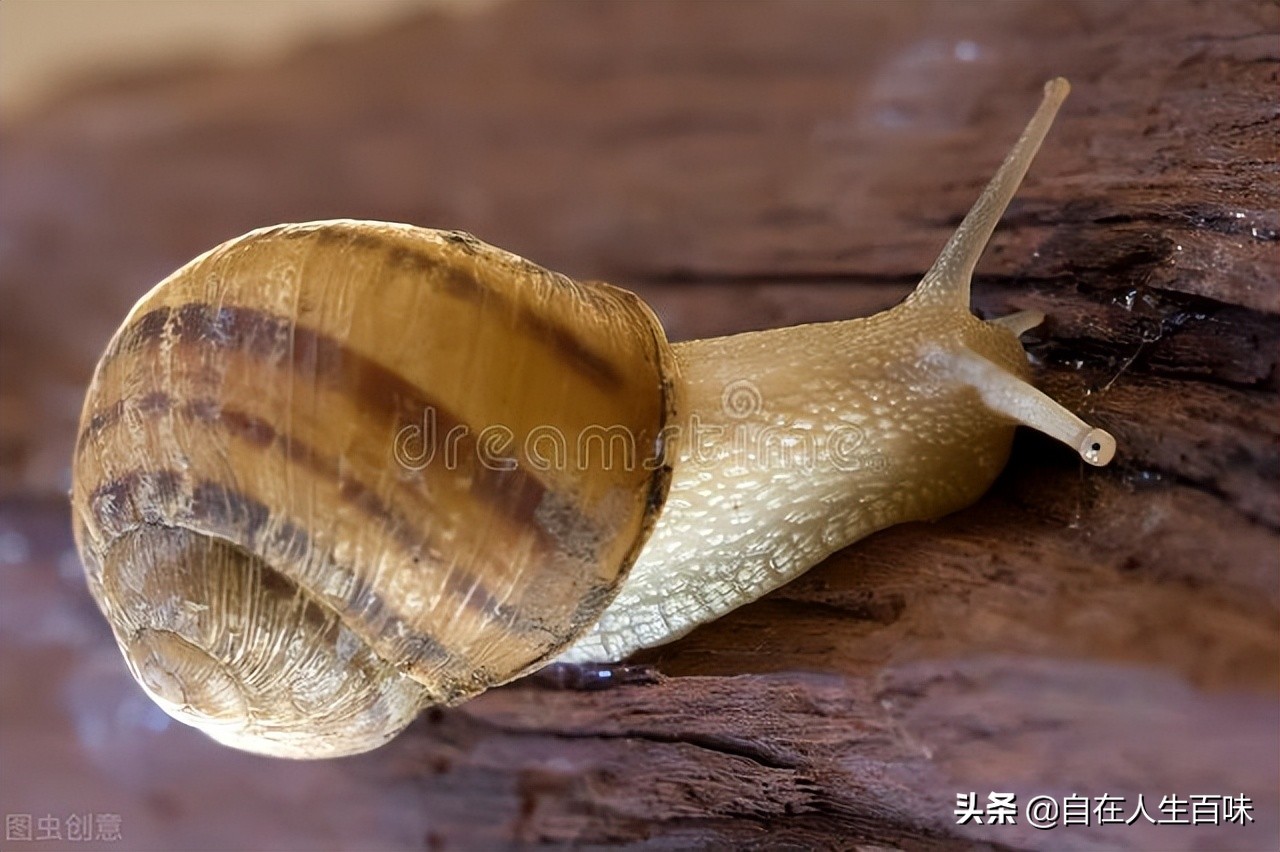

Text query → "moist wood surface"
[0,1,1276,849]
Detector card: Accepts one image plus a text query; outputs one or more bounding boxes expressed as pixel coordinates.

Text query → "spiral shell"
[71,221,675,757]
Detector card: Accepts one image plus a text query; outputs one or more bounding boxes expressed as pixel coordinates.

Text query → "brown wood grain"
[1,0,1276,848]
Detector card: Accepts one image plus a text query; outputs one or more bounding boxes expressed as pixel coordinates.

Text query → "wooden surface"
[1,1,1276,849]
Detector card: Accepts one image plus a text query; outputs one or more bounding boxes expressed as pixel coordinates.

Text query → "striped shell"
[71,221,675,758]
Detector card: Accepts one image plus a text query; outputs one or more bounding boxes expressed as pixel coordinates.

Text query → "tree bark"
[1,1,1275,849]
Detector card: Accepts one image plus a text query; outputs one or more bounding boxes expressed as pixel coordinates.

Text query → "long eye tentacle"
[925,345,1116,466]
[911,77,1071,309]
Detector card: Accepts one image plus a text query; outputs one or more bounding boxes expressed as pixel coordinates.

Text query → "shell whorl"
[71,221,675,758]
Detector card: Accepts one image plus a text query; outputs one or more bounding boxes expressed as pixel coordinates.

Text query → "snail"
[71,78,1115,759]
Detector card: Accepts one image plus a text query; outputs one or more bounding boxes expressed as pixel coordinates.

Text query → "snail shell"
[72,223,675,757]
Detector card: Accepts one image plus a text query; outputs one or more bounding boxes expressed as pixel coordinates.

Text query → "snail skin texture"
[72,78,1115,758]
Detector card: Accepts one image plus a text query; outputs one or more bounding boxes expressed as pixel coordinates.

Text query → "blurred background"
[1,1,1276,849]
[2,1,465,116]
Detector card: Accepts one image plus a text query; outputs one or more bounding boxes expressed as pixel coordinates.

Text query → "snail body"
[72,79,1114,758]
